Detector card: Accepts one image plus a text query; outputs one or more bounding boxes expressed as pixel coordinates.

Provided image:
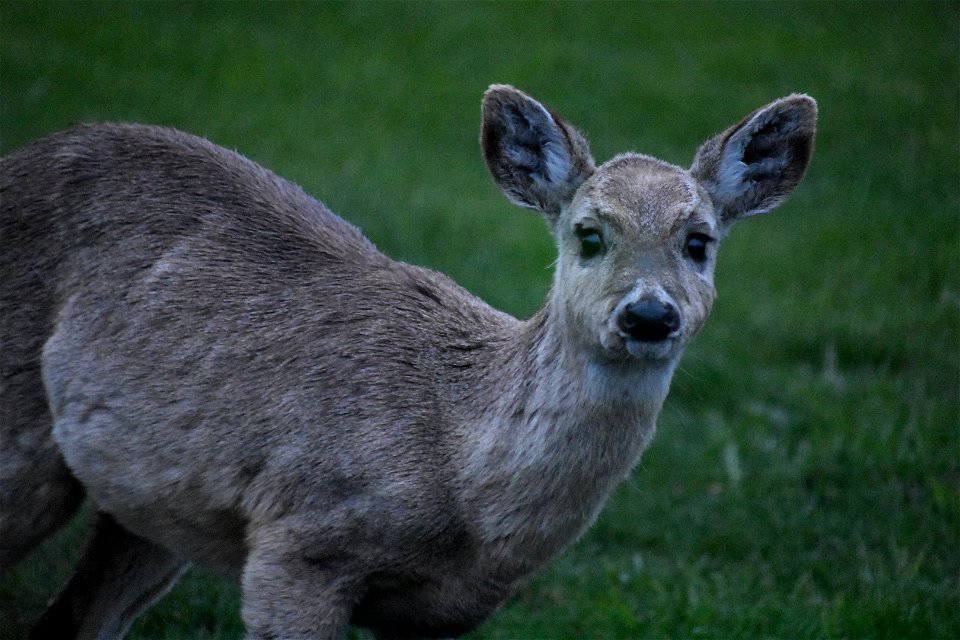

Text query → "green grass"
[2,1,957,638]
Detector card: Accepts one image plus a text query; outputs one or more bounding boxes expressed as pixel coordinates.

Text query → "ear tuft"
[691,94,817,222]
[481,85,595,221]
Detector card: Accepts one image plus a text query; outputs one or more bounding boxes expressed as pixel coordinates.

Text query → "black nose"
[618,299,681,342]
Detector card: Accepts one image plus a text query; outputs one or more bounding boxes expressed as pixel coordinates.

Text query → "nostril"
[619,300,681,342]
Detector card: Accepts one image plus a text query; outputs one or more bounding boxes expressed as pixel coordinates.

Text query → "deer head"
[481,85,817,367]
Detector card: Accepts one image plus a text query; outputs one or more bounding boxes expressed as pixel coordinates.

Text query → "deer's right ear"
[481,85,595,222]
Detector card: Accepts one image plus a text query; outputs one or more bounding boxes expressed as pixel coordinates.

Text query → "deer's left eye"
[685,233,713,263]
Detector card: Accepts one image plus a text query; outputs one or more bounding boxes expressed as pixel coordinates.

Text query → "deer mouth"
[626,334,678,360]
[599,328,680,362]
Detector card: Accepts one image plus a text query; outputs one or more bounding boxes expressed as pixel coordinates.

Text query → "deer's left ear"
[691,94,817,223]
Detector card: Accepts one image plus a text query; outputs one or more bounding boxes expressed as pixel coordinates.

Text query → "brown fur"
[0,85,816,639]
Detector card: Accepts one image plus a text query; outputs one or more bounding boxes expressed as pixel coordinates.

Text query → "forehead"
[576,153,711,234]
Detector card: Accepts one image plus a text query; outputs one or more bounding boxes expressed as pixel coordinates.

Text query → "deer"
[0,84,816,639]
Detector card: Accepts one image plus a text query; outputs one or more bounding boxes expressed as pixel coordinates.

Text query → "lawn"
[1,1,957,638]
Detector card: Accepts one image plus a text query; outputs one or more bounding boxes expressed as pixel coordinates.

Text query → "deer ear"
[481,84,595,222]
[691,94,817,223]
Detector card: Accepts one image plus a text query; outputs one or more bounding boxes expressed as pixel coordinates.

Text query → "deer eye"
[685,232,713,263]
[574,226,604,259]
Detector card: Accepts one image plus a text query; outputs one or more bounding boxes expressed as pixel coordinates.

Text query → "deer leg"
[0,432,84,572]
[241,528,361,640]
[28,512,188,640]
[0,361,85,572]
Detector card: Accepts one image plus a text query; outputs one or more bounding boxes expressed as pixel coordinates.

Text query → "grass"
[2,1,957,638]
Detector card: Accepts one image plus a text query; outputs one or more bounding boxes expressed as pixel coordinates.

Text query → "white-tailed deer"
[0,85,816,639]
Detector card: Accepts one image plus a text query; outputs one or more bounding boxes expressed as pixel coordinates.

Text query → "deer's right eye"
[574,226,604,259]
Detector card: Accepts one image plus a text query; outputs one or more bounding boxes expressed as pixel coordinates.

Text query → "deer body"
[0,86,816,639]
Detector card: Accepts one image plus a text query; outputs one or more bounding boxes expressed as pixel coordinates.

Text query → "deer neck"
[451,302,679,580]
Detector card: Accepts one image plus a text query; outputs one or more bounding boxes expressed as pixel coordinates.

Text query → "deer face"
[481,84,816,365]
[555,155,720,362]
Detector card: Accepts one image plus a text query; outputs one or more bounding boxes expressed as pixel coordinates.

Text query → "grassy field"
[1,1,957,638]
